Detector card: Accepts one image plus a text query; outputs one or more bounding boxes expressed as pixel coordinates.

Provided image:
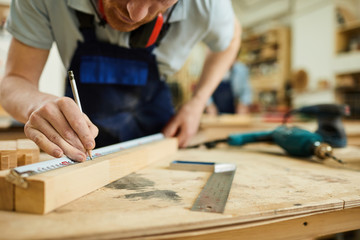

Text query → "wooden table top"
[0,141,359,239]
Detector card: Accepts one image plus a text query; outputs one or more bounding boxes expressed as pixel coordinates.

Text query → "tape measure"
[170,160,236,213]
[6,133,164,188]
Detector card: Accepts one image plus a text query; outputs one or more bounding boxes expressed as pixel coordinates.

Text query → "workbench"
[0,115,359,239]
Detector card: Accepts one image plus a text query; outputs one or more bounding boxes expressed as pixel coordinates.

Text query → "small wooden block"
[0,170,14,211]
[0,155,10,169]
[16,139,40,166]
[17,154,33,166]
[0,141,17,170]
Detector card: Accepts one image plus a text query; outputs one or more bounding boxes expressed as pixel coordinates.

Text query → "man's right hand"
[24,97,98,162]
[0,39,98,162]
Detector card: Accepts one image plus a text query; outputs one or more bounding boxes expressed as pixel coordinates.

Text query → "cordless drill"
[191,104,349,163]
[227,125,343,163]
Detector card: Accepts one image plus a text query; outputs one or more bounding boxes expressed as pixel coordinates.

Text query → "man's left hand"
[162,98,204,148]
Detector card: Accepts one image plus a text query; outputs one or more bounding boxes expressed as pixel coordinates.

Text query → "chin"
[108,21,140,32]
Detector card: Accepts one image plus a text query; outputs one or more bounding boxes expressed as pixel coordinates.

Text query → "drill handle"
[228,130,274,146]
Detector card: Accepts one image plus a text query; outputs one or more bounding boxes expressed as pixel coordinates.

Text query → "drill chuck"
[313,141,333,159]
[313,141,343,163]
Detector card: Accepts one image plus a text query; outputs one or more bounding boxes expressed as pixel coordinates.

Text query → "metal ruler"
[170,160,236,213]
[6,133,164,188]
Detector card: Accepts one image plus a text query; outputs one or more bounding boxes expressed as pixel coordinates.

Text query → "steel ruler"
[170,160,236,213]
[6,133,164,187]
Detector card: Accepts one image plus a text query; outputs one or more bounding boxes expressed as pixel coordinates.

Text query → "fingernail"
[54,150,63,158]
[76,154,86,162]
[85,142,94,149]
[86,142,94,149]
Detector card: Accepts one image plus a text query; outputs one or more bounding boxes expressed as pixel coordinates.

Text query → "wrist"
[190,93,208,111]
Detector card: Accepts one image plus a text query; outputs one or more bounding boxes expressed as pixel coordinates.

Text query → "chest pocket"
[80,55,149,86]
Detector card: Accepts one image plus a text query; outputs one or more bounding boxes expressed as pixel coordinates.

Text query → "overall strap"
[75,10,97,42]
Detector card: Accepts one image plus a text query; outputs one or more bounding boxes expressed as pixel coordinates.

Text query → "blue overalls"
[65,12,174,147]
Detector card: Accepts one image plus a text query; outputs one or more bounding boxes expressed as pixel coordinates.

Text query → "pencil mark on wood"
[105,173,155,191]
[124,190,181,202]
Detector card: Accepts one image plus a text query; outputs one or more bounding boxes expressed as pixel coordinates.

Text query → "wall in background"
[291,1,335,90]
[38,44,66,97]
[0,1,66,98]
[1,0,359,108]
[233,0,345,107]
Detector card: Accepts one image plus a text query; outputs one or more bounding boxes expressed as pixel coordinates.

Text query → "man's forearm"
[0,38,53,123]
[0,75,55,123]
[192,18,241,108]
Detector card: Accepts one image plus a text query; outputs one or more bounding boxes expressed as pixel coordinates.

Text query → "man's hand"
[235,103,249,115]
[0,39,98,162]
[24,97,98,162]
[205,103,218,116]
[163,17,241,147]
[162,97,204,148]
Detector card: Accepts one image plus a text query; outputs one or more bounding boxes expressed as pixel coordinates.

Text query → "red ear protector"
[95,0,170,48]
[129,13,164,48]
[144,14,164,48]
[97,0,107,23]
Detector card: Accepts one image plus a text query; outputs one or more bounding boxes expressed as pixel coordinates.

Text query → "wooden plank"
[200,114,252,129]
[14,138,178,214]
[0,170,14,211]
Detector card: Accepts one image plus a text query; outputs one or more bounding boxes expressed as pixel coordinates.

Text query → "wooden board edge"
[14,138,178,214]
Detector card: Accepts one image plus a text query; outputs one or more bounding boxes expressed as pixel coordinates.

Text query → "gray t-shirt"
[6,0,235,77]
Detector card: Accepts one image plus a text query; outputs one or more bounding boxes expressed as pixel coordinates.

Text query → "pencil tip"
[87,150,93,160]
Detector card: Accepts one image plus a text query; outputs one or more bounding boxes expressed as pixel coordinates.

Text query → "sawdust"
[105,173,155,191]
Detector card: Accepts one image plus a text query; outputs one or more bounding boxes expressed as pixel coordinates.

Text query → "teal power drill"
[191,104,348,163]
[191,125,343,163]
[227,125,343,163]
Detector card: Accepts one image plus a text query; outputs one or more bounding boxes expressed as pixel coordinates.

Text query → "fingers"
[58,98,96,151]
[162,116,179,138]
[83,114,99,139]
[25,112,87,162]
[162,116,195,148]
[25,97,97,162]
[25,125,63,158]
[41,102,86,151]
[177,125,191,148]
[163,101,204,148]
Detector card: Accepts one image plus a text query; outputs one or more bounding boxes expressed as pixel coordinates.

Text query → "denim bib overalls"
[65,12,174,147]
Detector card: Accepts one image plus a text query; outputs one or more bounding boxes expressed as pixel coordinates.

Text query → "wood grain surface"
[0,143,359,239]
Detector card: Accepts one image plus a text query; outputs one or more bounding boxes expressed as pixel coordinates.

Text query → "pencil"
[68,70,93,160]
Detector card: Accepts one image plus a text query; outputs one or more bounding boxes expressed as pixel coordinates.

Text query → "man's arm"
[0,38,98,161]
[163,18,241,147]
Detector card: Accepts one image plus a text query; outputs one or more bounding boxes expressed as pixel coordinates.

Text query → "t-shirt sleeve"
[202,0,235,52]
[5,0,53,49]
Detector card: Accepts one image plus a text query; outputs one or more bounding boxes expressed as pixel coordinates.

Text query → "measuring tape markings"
[6,133,165,188]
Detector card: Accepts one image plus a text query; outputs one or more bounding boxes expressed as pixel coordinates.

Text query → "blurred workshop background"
[0,1,359,239]
[0,0,360,119]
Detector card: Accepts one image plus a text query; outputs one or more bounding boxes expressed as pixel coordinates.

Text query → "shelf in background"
[337,21,360,34]
[333,51,360,75]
